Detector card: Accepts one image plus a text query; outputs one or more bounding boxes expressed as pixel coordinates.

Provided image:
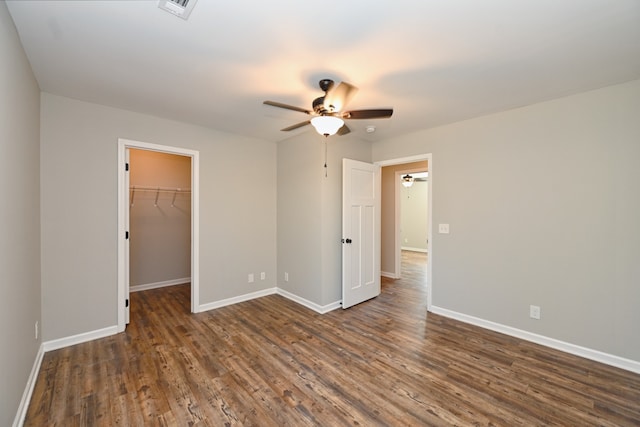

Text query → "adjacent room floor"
[25,251,640,425]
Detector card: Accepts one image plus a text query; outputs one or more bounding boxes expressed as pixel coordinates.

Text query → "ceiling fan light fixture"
[310,116,344,136]
[402,174,414,188]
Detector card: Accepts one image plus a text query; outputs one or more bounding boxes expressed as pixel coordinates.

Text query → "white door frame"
[376,154,432,311]
[117,138,200,332]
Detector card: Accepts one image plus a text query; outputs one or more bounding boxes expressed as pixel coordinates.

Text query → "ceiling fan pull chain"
[324,138,328,177]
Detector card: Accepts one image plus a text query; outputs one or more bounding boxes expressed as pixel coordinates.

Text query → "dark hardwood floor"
[26,251,640,426]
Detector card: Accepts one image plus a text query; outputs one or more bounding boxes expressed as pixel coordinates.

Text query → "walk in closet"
[128,149,192,294]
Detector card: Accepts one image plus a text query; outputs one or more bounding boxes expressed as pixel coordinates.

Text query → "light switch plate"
[438,224,450,234]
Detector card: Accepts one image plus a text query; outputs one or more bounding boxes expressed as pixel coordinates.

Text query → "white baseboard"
[130,277,191,292]
[13,344,44,427]
[401,246,428,253]
[196,286,341,315]
[430,305,640,375]
[381,271,399,279]
[277,288,341,314]
[197,287,278,312]
[42,325,119,352]
[41,286,334,352]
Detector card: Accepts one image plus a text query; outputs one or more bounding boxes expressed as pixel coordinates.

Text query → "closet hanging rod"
[129,185,191,192]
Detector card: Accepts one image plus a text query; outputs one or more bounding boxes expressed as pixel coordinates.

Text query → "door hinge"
[125,299,129,308]
[125,231,129,239]
[125,162,129,171]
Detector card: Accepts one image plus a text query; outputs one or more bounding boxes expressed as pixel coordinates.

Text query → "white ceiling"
[7,0,640,143]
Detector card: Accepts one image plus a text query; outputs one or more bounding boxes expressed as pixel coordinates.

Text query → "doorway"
[377,154,432,310]
[117,138,200,332]
[128,149,191,316]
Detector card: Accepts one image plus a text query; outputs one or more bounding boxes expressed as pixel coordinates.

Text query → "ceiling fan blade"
[337,124,351,136]
[263,100,311,114]
[281,120,311,131]
[324,82,358,113]
[343,108,393,119]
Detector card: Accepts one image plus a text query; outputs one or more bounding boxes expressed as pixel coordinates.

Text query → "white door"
[342,158,381,308]
[124,148,131,324]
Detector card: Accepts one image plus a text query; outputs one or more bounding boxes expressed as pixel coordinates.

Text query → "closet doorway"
[129,148,191,304]
[117,139,200,331]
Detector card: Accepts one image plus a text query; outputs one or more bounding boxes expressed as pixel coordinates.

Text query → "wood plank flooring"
[26,251,640,426]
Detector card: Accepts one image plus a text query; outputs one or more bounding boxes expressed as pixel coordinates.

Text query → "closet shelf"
[129,185,191,207]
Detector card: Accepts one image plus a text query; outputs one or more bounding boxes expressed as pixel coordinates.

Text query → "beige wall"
[380,161,427,276]
[0,3,42,425]
[373,79,640,362]
[129,149,191,287]
[40,93,277,341]
[277,136,324,303]
[277,134,371,306]
[401,180,429,252]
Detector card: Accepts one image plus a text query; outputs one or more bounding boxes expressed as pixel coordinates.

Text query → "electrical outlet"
[260,272,265,280]
[530,305,541,320]
[248,273,254,283]
[35,321,39,340]
[284,272,289,282]
[438,223,450,234]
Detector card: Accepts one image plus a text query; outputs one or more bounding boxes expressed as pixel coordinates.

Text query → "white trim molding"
[381,271,399,279]
[42,326,119,352]
[191,287,342,315]
[277,288,342,314]
[375,153,433,311]
[13,344,44,427]
[130,277,191,293]
[117,138,200,325]
[193,287,343,315]
[401,246,428,253]
[430,305,640,375]
[198,288,278,312]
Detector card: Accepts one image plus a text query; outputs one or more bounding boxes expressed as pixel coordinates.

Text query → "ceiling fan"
[402,172,428,187]
[263,79,393,136]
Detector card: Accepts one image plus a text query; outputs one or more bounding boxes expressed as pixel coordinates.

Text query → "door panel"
[342,159,381,308]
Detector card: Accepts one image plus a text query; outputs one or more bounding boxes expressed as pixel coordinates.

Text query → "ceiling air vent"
[158,0,198,20]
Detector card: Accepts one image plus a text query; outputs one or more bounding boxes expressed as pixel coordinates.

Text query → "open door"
[342,158,381,308]
[124,148,131,325]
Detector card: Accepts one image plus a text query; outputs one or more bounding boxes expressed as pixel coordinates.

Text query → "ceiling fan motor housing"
[318,79,334,92]
[313,96,329,114]
[314,79,336,114]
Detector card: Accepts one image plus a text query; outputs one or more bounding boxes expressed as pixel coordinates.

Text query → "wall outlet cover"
[530,305,541,319]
